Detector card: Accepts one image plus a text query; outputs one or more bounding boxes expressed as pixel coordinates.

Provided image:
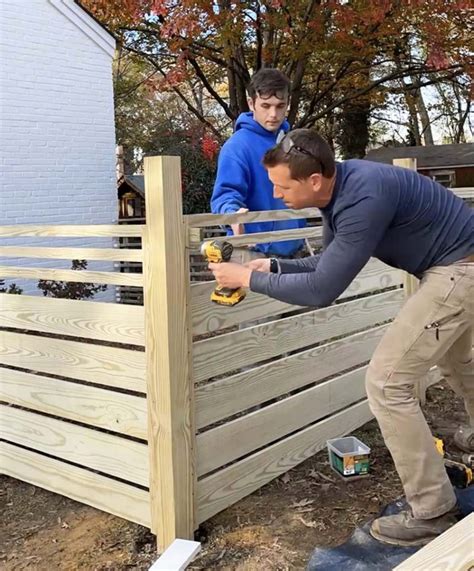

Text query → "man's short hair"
[263,129,336,179]
[247,68,290,101]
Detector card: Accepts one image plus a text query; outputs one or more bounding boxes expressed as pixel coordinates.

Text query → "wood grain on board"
[0,330,146,392]
[197,400,373,522]
[0,293,144,345]
[191,258,402,335]
[0,265,143,287]
[0,246,142,262]
[1,368,147,439]
[197,366,367,476]
[0,441,150,527]
[193,288,403,381]
[0,224,144,237]
[0,405,149,486]
[195,324,387,429]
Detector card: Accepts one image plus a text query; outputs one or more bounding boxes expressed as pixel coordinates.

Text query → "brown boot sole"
[369,526,434,547]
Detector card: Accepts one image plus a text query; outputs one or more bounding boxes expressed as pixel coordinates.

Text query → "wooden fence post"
[393,158,419,297]
[143,156,195,551]
[393,157,428,404]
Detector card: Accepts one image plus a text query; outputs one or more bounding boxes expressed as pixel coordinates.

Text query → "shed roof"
[365,143,474,169]
[118,175,145,198]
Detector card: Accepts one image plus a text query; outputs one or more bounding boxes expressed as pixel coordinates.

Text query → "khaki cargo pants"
[366,261,474,519]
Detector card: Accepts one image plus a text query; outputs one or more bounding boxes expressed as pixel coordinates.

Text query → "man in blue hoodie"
[211,68,306,261]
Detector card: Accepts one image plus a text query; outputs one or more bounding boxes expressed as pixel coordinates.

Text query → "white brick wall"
[0,0,117,298]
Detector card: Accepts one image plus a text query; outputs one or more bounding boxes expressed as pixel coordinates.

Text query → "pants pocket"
[424,309,465,341]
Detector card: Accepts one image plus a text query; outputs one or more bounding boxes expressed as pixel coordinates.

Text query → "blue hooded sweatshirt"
[211,112,306,256]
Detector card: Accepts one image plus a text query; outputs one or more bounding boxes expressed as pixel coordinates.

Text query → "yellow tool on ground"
[200,240,246,306]
[434,437,473,488]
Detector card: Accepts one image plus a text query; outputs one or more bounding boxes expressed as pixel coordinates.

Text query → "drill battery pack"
[211,286,246,306]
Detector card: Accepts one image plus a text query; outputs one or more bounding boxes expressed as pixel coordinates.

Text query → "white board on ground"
[148,539,201,571]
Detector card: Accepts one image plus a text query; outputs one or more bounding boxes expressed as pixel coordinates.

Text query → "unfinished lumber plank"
[1,368,147,439]
[196,324,386,429]
[184,207,320,227]
[393,159,420,299]
[0,246,142,262]
[0,441,150,527]
[197,400,373,522]
[191,258,402,335]
[197,366,367,476]
[452,187,474,200]
[193,289,403,381]
[188,227,322,249]
[0,265,143,287]
[0,330,146,392]
[394,512,474,571]
[0,224,144,238]
[0,405,149,486]
[143,156,195,546]
[0,294,145,345]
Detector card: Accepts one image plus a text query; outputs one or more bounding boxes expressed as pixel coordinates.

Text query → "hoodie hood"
[210,112,305,256]
[235,112,290,138]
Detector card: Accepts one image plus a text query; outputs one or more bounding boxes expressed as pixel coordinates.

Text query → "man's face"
[248,93,288,132]
[267,164,323,209]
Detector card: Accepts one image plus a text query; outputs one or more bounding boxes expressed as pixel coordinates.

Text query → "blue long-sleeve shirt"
[250,159,473,306]
[211,112,306,256]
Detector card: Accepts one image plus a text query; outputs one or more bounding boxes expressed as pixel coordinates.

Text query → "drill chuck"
[200,240,234,263]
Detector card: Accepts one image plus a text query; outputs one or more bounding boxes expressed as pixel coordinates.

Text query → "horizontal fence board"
[394,512,474,571]
[193,289,403,381]
[197,400,373,522]
[196,324,386,429]
[0,331,146,392]
[197,366,367,476]
[0,294,145,345]
[1,368,147,439]
[451,187,474,200]
[0,246,142,262]
[0,405,149,486]
[0,441,150,527]
[0,224,144,238]
[185,208,320,227]
[189,227,322,249]
[185,188,470,229]
[191,258,402,335]
[0,265,143,287]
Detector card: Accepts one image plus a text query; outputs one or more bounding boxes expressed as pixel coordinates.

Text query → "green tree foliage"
[0,279,22,295]
[37,260,108,300]
[141,124,219,213]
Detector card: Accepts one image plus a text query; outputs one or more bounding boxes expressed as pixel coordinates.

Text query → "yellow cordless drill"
[200,240,246,306]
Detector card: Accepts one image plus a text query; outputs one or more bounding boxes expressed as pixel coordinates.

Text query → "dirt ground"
[1,381,468,571]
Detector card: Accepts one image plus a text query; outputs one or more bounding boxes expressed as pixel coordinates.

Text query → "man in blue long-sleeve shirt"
[209,129,474,546]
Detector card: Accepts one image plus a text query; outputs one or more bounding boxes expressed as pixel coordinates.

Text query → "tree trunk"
[413,82,434,145]
[403,85,422,146]
[338,98,371,159]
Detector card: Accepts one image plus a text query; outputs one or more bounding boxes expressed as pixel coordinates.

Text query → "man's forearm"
[277,254,322,274]
[250,269,335,307]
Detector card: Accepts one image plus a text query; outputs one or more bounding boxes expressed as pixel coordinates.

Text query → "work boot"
[453,426,474,453]
[370,505,460,546]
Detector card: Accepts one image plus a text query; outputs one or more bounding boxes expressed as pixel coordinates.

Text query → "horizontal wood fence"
[1,156,472,551]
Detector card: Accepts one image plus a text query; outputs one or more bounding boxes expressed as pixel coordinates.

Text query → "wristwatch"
[269,258,279,273]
